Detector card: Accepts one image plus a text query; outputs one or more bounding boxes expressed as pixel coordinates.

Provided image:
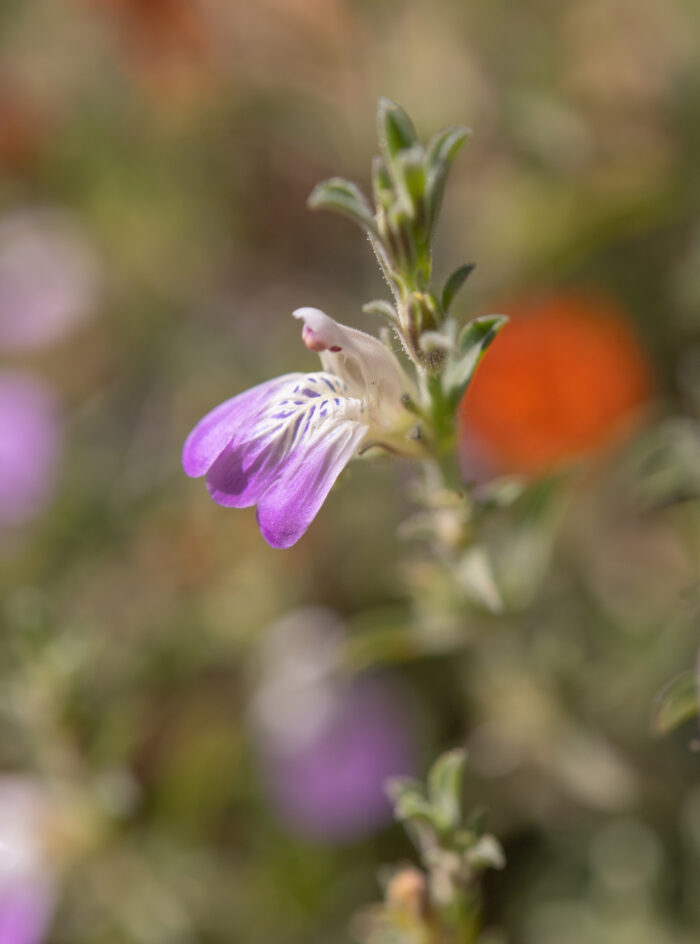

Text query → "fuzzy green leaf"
[308,177,377,233]
[387,203,418,269]
[396,145,426,216]
[425,125,471,228]
[652,671,699,736]
[443,314,508,405]
[442,263,475,313]
[386,775,425,805]
[387,776,436,827]
[372,155,394,212]
[465,835,506,872]
[426,125,471,169]
[393,794,437,827]
[427,748,467,832]
[363,299,399,323]
[378,98,419,161]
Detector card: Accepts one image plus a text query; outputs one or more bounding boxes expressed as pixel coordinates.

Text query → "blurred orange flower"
[84,0,213,99]
[90,0,210,57]
[458,293,653,475]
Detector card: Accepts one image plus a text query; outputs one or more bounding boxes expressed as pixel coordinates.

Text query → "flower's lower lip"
[184,308,418,547]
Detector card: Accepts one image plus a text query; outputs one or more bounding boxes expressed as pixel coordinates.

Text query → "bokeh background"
[1,1,700,942]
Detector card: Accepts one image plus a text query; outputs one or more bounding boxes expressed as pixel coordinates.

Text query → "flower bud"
[386,867,429,919]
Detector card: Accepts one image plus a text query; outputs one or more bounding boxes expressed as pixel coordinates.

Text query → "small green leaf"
[427,749,467,832]
[630,419,700,510]
[363,299,399,323]
[652,671,699,736]
[387,776,436,827]
[393,794,437,827]
[372,155,394,212]
[386,776,425,805]
[443,314,508,405]
[465,834,506,872]
[396,145,426,215]
[442,263,475,313]
[308,177,377,233]
[387,203,418,269]
[455,546,504,614]
[419,331,457,355]
[425,125,471,228]
[457,314,507,354]
[378,98,418,161]
[426,125,471,170]
[471,477,527,512]
[464,807,488,836]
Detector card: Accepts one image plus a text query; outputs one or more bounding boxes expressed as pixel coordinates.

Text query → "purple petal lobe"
[205,430,288,509]
[182,374,300,478]
[184,369,368,548]
[255,421,368,549]
[203,374,356,510]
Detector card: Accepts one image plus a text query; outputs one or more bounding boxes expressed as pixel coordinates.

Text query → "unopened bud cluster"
[309,100,506,455]
[310,99,476,370]
[353,750,504,944]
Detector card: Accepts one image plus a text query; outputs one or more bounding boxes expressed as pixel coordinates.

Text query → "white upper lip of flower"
[293,307,415,432]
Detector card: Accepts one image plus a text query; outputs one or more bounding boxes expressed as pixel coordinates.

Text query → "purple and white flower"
[182,308,417,548]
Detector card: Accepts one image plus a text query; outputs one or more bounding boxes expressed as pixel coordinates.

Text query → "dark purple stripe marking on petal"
[302,405,316,433]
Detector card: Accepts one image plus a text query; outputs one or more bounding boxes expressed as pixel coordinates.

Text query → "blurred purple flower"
[182,307,415,548]
[0,779,56,944]
[261,677,416,842]
[0,372,61,526]
[251,608,417,842]
[0,210,100,353]
[0,881,55,944]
